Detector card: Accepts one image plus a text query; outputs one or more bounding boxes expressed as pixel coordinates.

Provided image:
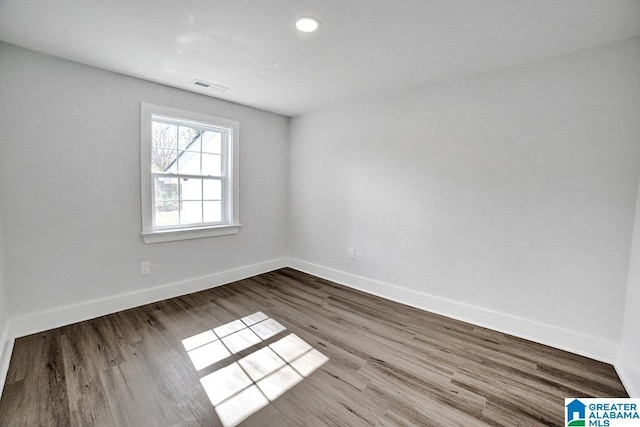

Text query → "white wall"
[0,43,290,330]
[0,211,6,329]
[1,34,639,388]
[0,205,9,387]
[289,37,640,362]
[620,172,640,397]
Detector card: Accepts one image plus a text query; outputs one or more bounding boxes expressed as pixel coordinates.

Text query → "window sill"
[141,224,241,244]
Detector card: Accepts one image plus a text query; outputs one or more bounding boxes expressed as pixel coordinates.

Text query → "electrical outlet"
[141,262,151,275]
[348,247,356,259]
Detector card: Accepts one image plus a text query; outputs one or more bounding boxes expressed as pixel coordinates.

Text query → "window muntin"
[150,118,227,229]
[141,104,239,243]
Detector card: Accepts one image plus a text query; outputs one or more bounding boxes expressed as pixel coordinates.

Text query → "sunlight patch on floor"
[181,312,329,427]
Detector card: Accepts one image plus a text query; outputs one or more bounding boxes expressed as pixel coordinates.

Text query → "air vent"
[192,79,229,92]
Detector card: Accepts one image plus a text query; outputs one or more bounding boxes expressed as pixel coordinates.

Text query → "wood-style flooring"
[0,268,628,426]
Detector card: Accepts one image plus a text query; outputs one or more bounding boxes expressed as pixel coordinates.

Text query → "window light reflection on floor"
[181,312,329,427]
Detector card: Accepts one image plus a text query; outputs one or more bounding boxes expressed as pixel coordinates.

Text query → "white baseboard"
[0,339,13,400]
[0,256,625,398]
[617,346,640,397]
[0,321,13,399]
[287,257,619,364]
[9,258,288,340]
[0,258,288,396]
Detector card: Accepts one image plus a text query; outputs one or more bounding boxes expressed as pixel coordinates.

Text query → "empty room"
[0,1,639,426]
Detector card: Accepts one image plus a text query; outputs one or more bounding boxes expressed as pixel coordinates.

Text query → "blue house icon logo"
[566,399,586,426]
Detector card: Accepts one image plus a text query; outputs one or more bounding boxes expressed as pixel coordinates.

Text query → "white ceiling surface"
[1,0,639,116]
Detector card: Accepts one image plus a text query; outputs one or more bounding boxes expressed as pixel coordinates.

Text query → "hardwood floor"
[0,268,627,426]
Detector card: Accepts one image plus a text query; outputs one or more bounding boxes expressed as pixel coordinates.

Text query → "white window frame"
[140,103,240,244]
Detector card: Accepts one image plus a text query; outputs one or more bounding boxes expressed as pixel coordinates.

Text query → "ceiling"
[1,0,639,116]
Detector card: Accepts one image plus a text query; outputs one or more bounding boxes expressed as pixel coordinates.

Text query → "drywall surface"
[0,208,6,335]
[0,204,8,336]
[289,37,640,352]
[0,200,11,396]
[0,42,289,319]
[620,170,640,397]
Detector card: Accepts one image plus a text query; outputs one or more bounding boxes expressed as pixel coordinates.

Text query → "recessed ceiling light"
[296,17,320,33]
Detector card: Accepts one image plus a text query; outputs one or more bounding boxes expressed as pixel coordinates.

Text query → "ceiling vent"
[192,79,228,93]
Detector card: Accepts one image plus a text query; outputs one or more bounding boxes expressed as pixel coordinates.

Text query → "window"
[141,103,240,243]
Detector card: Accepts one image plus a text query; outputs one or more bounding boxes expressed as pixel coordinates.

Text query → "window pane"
[177,151,201,175]
[152,147,177,172]
[180,201,202,224]
[155,176,178,201]
[155,202,179,227]
[181,178,202,201]
[202,153,221,176]
[152,122,177,149]
[145,107,237,236]
[202,131,222,154]
[203,179,222,200]
[178,126,200,150]
[204,201,222,223]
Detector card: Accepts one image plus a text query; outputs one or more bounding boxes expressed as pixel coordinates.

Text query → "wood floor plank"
[0,268,628,426]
